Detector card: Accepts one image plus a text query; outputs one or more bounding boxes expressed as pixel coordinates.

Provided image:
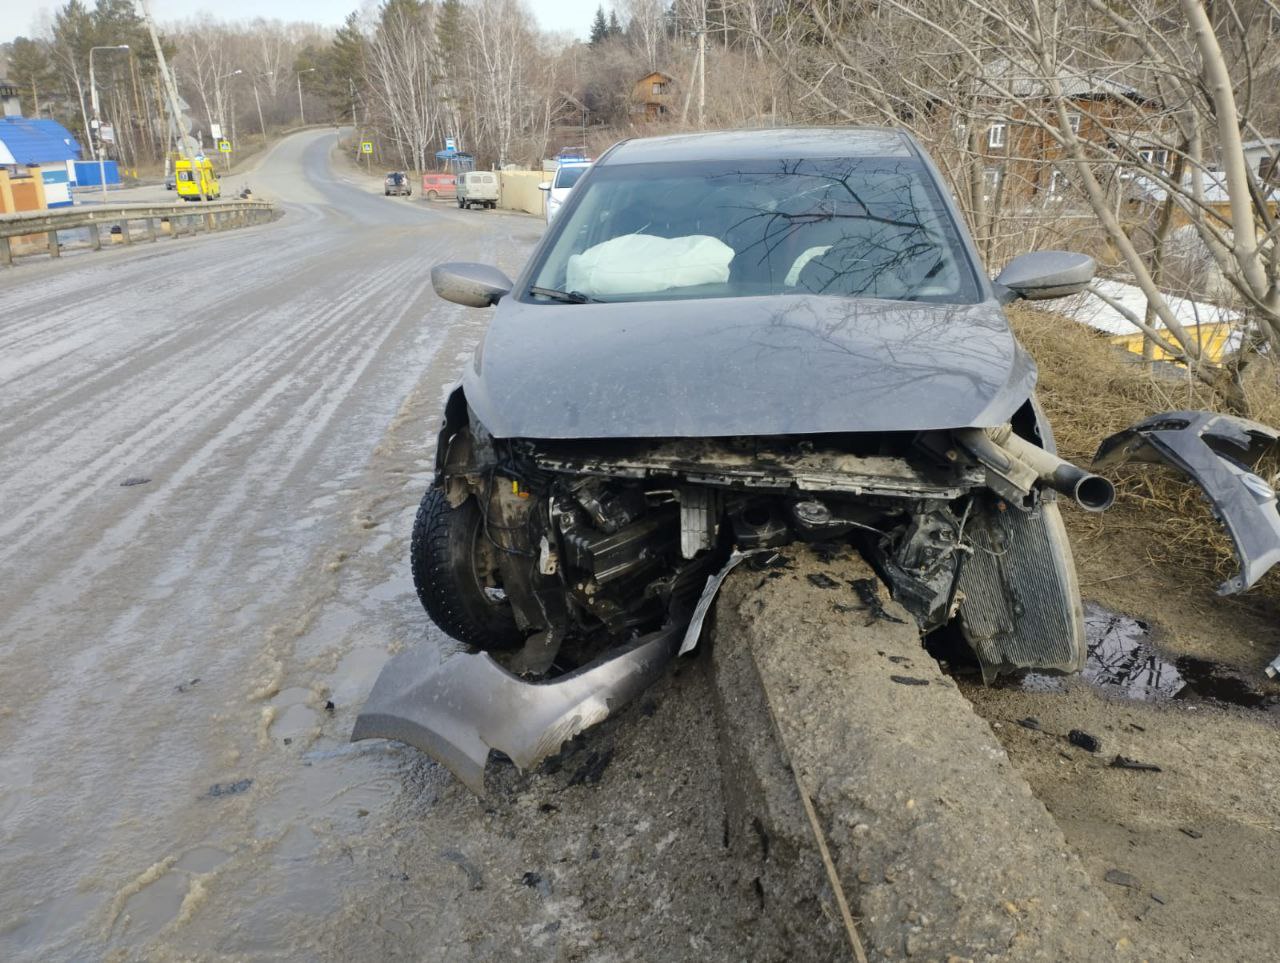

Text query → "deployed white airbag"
[566,233,734,296]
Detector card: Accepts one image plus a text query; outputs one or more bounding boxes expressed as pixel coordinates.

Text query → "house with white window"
[969,58,1168,204]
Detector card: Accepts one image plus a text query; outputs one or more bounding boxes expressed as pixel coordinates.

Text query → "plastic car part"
[1095,410,1280,595]
[352,623,682,794]
[352,550,763,793]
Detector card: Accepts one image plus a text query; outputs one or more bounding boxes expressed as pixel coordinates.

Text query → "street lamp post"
[89,44,129,205]
[297,68,316,126]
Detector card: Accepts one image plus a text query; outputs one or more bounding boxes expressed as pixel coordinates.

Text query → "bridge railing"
[0,199,278,267]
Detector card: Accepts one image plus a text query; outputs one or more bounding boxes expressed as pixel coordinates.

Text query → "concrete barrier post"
[0,236,11,266]
[47,230,60,257]
[88,223,101,251]
[146,218,157,242]
[121,221,133,245]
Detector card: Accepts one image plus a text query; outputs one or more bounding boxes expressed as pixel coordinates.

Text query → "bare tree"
[621,0,667,71]
[729,0,1280,403]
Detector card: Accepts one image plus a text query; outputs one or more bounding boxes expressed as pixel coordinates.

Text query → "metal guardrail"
[0,199,278,266]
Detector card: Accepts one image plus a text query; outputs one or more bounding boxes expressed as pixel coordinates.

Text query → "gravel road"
[0,130,779,961]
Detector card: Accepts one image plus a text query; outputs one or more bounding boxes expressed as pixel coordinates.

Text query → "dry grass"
[1009,304,1280,597]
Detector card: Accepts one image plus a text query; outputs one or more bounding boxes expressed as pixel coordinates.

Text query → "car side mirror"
[538,182,551,191]
[431,262,514,307]
[993,251,1095,302]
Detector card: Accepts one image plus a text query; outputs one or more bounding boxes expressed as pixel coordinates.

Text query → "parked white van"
[457,171,499,210]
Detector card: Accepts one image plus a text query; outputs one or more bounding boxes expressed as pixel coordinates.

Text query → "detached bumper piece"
[351,552,757,793]
[352,624,681,794]
[1095,410,1280,595]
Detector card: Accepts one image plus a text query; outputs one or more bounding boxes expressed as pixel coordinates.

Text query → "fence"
[0,199,278,266]
[498,171,547,217]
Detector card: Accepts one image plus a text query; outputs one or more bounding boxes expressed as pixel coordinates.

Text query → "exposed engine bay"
[433,397,1113,680]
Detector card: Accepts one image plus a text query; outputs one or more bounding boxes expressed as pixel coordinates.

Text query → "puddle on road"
[1015,603,1280,714]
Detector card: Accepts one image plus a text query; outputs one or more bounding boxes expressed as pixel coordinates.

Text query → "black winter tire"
[410,487,523,650]
[427,190,438,200]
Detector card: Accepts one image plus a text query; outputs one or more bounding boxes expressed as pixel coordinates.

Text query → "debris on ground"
[205,778,253,798]
[1017,717,1043,731]
[889,675,929,686]
[849,577,907,625]
[1068,729,1102,752]
[120,477,151,487]
[1110,755,1162,772]
[441,849,484,891]
[806,572,840,589]
[1104,869,1143,890]
[568,748,614,786]
[176,678,200,693]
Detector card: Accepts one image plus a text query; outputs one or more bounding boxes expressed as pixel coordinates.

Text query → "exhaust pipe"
[956,426,1115,512]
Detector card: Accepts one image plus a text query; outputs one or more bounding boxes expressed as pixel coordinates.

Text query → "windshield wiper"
[529,286,597,303]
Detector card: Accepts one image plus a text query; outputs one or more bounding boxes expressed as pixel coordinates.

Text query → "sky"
[1,0,599,45]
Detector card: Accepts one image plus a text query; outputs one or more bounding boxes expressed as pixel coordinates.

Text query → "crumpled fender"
[1094,409,1280,595]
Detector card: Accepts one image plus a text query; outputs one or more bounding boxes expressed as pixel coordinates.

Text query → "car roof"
[599,127,917,166]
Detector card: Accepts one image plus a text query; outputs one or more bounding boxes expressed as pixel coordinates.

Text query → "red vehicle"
[421,173,457,201]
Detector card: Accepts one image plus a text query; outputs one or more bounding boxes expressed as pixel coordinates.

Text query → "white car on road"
[540,160,591,222]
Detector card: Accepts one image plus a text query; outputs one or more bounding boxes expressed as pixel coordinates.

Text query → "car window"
[527,158,980,304]
[554,165,588,190]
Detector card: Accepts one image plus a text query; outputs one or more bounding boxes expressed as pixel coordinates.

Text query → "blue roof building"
[0,116,85,207]
[0,116,83,165]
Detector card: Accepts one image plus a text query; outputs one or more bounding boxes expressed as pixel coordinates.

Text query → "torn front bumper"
[352,625,680,794]
[1095,410,1280,595]
[351,552,757,793]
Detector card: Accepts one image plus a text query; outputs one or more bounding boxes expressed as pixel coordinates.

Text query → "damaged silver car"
[353,128,1115,792]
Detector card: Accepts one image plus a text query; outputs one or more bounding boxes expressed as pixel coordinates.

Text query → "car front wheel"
[410,487,523,650]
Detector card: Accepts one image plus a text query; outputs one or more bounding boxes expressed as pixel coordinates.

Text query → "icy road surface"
[0,131,766,961]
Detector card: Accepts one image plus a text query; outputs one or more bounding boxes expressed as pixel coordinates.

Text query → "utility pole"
[217,68,243,171]
[89,44,129,204]
[137,0,208,202]
[297,68,316,126]
[252,71,271,139]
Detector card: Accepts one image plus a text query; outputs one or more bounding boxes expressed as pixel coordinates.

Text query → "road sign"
[218,140,232,153]
[100,124,115,144]
[210,123,222,140]
[444,137,456,152]
[360,141,373,154]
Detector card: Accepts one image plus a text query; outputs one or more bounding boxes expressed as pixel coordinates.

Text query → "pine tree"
[589,6,609,46]
[608,10,621,37]
[8,38,56,117]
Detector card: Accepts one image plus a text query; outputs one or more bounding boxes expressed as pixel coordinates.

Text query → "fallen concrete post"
[709,546,1142,961]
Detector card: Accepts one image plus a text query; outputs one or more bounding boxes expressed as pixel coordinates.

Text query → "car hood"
[463,293,1036,439]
